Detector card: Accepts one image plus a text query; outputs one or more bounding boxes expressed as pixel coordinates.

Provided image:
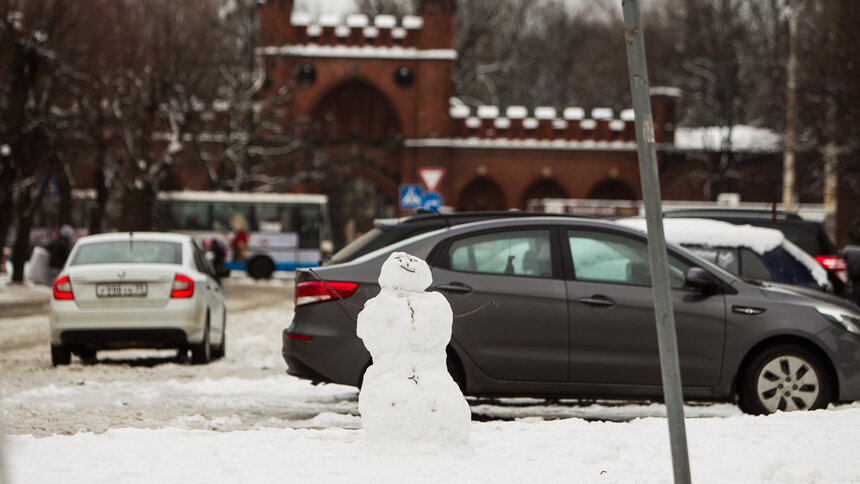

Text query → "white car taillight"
[53,276,74,300]
[171,273,195,298]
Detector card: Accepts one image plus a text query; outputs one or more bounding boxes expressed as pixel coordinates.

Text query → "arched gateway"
[311,81,402,248]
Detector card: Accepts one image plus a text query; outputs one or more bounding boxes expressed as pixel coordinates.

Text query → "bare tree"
[190,0,322,193]
[0,0,89,282]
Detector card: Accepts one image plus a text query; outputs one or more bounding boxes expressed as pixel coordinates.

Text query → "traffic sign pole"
[622,1,692,483]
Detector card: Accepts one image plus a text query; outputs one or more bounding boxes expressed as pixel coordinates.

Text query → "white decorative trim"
[650,86,682,98]
[291,12,311,26]
[477,106,499,119]
[449,105,470,119]
[319,14,339,27]
[374,15,397,29]
[258,45,457,60]
[402,15,423,29]
[335,25,350,38]
[592,107,613,120]
[563,107,585,120]
[404,138,643,151]
[534,107,556,120]
[506,106,527,119]
[346,14,369,28]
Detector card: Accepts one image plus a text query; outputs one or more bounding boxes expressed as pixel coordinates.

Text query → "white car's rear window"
[71,241,183,265]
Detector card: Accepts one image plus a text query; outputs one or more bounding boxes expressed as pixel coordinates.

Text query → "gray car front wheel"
[739,344,832,414]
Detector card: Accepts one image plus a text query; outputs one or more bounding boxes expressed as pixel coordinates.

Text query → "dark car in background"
[327,211,566,265]
[663,208,852,297]
[284,216,860,414]
[619,218,833,294]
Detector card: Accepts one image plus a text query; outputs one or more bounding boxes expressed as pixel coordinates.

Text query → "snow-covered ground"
[2,277,860,483]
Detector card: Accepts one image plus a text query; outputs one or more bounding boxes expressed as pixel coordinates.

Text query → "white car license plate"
[96,282,147,297]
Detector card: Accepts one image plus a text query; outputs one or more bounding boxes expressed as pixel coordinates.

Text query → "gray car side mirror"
[685,267,719,294]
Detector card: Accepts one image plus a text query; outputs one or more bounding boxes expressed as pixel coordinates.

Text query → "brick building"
[253,0,858,249]
[257,0,681,247]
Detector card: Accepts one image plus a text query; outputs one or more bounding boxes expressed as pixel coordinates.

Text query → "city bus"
[153,191,332,279]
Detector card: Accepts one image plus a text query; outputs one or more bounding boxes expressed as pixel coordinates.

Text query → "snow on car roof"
[617,217,784,254]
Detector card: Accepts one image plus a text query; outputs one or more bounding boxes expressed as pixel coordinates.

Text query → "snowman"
[356,252,471,446]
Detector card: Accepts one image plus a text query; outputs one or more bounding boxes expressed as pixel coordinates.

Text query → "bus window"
[256,204,286,233]
[296,205,321,248]
[213,203,252,232]
[157,202,209,231]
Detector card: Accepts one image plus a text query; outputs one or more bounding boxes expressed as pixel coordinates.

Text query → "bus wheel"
[247,256,274,279]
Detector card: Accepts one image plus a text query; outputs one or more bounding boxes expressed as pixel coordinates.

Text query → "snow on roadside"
[4,278,860,482]
[6,406,860,483]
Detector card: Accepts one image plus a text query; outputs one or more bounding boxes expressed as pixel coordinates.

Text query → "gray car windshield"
[71,241,183,265]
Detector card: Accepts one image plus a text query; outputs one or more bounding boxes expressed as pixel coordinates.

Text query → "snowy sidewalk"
[0,275,51,318]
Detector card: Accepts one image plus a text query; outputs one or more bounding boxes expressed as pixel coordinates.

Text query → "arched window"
[587,179,636,200]
[456,178,506,211]
[521,179,568,209]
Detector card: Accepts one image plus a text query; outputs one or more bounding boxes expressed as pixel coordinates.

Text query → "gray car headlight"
[816,305,860,335]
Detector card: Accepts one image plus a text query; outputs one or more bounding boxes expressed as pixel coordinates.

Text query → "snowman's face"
[378,252,433,291]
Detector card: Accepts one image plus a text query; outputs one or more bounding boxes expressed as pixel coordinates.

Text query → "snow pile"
[356,252,471,447]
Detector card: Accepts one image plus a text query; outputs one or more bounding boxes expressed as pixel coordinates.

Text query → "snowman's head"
[378,252,432,291]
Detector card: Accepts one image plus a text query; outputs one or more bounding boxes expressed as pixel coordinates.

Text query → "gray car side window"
[568,230,690,289]
[448,230,552,277]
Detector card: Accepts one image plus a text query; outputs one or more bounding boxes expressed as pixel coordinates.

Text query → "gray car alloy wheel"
[755,354,821,412]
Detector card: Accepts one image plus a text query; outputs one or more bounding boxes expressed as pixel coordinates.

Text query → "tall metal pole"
[822,0,839,243]
[783,0,798,212]
[621,2,692,483]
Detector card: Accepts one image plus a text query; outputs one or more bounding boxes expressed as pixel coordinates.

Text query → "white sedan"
[49,232,226,366]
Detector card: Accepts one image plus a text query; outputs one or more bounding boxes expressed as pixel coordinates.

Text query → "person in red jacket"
[230,214,249,262]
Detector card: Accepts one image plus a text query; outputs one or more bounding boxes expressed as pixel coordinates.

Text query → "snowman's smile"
[400,264,416,273]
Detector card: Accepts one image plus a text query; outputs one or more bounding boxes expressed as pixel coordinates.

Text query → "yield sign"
[418,167,446,192]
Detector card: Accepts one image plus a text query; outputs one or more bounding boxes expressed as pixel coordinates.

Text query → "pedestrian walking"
[46,225,75,279]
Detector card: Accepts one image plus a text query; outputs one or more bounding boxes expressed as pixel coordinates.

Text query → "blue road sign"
[421,191,443,211]
[399,184,423,209]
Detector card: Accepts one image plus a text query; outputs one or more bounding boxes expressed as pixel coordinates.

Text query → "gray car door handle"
[436,283,473,294]
[578,295,615,307]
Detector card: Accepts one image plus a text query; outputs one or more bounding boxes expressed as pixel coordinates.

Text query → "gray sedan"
[283,217,860,414]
